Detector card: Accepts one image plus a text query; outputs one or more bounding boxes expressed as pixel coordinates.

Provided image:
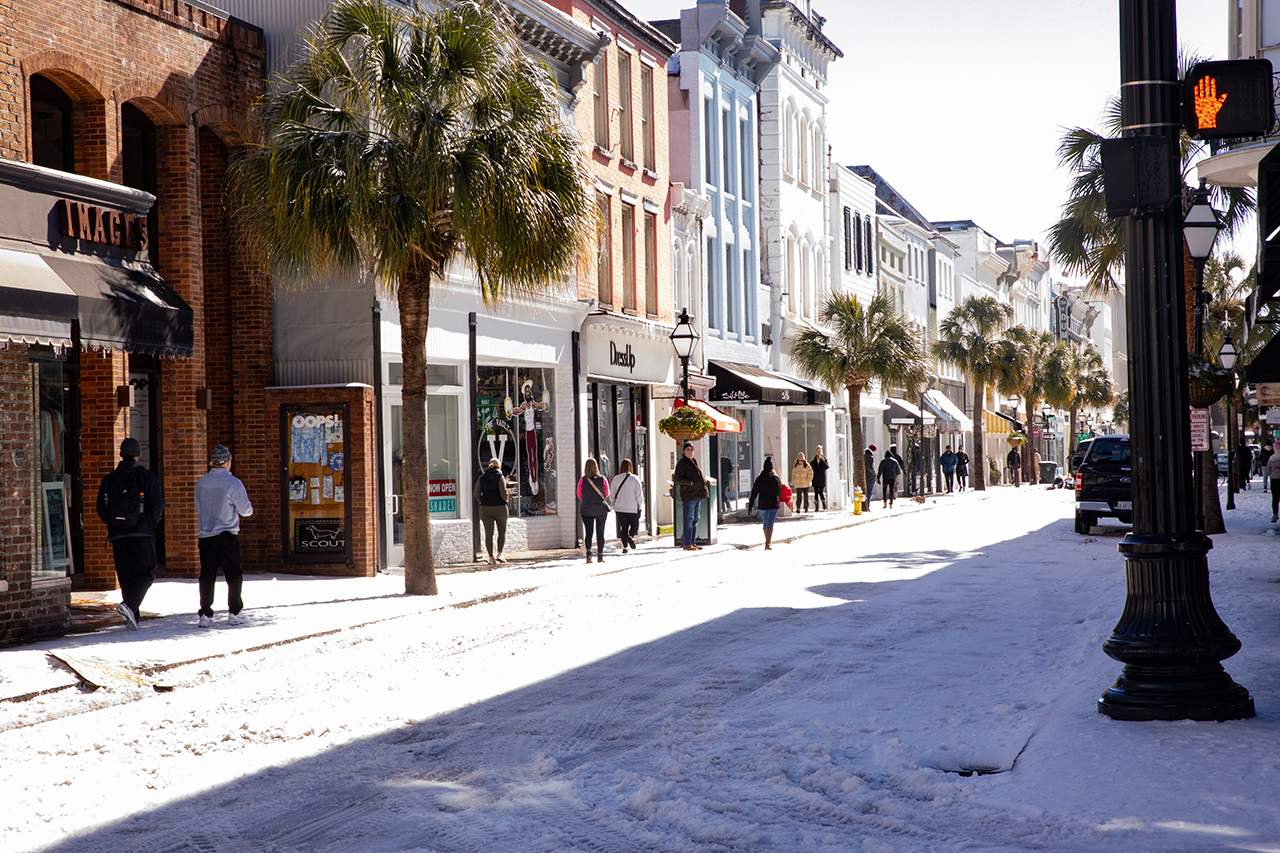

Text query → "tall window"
[593,56,609,149]
[644,211,657,316]
[726,244,739,334]
[743,248,753,334]
[786,237,796,314]
[813,127,823,189]
[739,117,751,202]
[722,108,733,195]
[122,103,158,261]
[798,118,808,187]
[672,240,685,317]
[618,52,633,162]
[854,213,863,273]
[641,65,655,171]
[801,249,810,318]
[784,105,793,176]
[597,192,612,305]
[704,98,715,185]
[30,75,75,173]
[843,207,852,271]
[622,203,636,310]
[865,218,874,275]
[707,237,718,328]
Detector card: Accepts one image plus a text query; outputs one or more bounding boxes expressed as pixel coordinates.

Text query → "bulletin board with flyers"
[281,404,351,562]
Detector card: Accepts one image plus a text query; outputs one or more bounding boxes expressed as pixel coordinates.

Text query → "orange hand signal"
[1194,76,1228,130]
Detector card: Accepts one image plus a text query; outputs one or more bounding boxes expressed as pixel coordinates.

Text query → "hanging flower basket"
[658,405,715,441]
[1188,375,1232,408]
[1006,434,1026,446]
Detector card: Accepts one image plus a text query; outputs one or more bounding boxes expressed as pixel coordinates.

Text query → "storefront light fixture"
[670,307,698,404]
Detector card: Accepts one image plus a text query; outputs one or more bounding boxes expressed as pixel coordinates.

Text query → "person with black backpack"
[96,437,164,630]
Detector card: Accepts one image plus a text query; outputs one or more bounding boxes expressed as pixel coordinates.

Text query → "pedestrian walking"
[195,444,254,627]
[1268,440,1280,523]
[877,449,902,509]
[577,457,610,563]
[864,444,877,510]
[719,454,734,512]
[1007,445,1022,487]
[1260,440,1273,493]
[609,458,644,554]
[940,445,957,493]
[672,441,708,551]
[473,458,510,565]
[96,437,164,630]
[955,446,970,491]
[811,446,830,511]
[1237,444,1253,491]
[747,457,784,550]
[791,452,813,512]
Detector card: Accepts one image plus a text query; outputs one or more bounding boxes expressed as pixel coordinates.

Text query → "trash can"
[670,484,716,546]
[1038,461,1059,485]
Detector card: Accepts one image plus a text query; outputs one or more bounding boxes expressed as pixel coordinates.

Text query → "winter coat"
[673,456,709,501]
[609,472,644,515]
[877,455,902,484]
[1267,452,1280,480]
[1007,448,1022,469]
[940,451,957,473]
[473,468,510,507]
[864,450,876,486]
[96,459,164,542]
[791,461,813,489]
[577,475,611,517]
[748,471,783,511]
[811,456,829,489]
[955,451,970,476]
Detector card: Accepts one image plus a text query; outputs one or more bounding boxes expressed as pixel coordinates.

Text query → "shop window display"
[476,368,556,517]
[283,405,350,561]
[34,359,70,580]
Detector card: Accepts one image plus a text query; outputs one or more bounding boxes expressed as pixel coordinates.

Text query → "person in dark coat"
[939,446,957,493]
[876,449,902,509]
[1007,445,1022,487]
[577,457,610,563]
[747,457,784,550]
[1237,443,1253,490]
[96,437,164,630]
[811,445,830,511]
[473,458,511,565]
[955,446,970,491]
[672,442,708,551]
[863,444,877,510]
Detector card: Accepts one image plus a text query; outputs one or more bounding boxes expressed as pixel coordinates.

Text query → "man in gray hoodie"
[194,444,254,627]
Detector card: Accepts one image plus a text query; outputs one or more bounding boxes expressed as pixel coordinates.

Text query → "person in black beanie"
[97,437,164,630]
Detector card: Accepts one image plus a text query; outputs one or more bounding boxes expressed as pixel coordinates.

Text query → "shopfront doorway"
[587,382,649,534]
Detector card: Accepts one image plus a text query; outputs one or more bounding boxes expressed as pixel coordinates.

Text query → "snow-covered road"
[5,487,1279,852]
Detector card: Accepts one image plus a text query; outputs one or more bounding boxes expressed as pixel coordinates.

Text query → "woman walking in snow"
[577,457,610,563]
[609,458,644,554]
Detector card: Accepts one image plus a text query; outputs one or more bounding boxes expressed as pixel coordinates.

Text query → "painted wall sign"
[59,199,149,251]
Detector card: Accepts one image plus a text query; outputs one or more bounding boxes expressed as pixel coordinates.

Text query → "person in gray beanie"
[194,444,254,627]
[96,436,164,630]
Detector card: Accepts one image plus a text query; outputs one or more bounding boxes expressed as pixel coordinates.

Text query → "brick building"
[0,0,267,642]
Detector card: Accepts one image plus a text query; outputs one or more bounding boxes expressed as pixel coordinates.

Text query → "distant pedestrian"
[811,446,830,511]
[940,445,957,493]
[877,449,902,509]
[1007,445,1022,487]
[864,444,877,510]
[955,446,970,491]
[1237,444,1253,490]
[473,458,511,565]
[747,457,783,550]
[195,444,254,627]
[791,452,813,512]
[719,455,734,511]
[610,458,644,554]
[672,442,708,551]
[577,457,610,563]
[96,437,164,630]
[1260,441,1274,493]
[1268,441,1280,523]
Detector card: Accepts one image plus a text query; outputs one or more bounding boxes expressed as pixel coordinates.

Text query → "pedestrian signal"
[1183,60,1275,140]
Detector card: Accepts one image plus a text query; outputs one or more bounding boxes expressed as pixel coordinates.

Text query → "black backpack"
[105,468,147,529]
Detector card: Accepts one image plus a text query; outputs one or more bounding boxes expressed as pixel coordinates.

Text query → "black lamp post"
[669,308,698,405]
[1221,335,1238,511]
[1098,0,1253,721]
[1184,180,1221,358]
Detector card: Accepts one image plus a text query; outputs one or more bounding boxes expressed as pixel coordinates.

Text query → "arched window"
[798,118,809,187]
[30,75,75,172]
[784,105,794,177]
[785,237,796,314]
[800,247,810,318]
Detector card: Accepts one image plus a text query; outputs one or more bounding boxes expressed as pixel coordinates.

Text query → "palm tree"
[230,0,592,595]
[1066,342,1115,458]
[1049,66,1254,297]
[932,295,1015,491]
[1002,327,1073,485]
[790,291,927,496]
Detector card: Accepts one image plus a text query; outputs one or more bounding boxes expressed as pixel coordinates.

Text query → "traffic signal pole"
[1097,0,1254,721]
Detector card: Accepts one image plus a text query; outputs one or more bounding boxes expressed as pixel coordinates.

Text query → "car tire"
[1074,512,1093,534]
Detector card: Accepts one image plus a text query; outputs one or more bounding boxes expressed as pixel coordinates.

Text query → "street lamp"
[1184,180,1221,357]
[669,307,698,405]
[1220,334,1238,511]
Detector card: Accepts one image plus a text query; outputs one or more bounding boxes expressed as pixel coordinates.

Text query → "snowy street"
[4,487,1279,852]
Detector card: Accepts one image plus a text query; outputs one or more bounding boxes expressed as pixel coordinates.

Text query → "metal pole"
[470,312,480,560]
[1226,388,1236,510]
[1098,0,1252,721]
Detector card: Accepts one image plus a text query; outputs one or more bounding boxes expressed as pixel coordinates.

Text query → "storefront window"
[34,359,69,580]
[711,407,754,512]
[787,410,825,473]
[476,368,557,517]
[283,405,349,562]
[588,383,649,524]
[428,395,459,519]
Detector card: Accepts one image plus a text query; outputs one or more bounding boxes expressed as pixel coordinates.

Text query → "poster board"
[41,482,71,575]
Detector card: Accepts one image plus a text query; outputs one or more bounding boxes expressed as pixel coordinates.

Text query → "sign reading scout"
[59,199,149,251]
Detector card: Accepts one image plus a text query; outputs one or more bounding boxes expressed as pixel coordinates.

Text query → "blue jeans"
[758,508,778,529]
[682,498,700,546]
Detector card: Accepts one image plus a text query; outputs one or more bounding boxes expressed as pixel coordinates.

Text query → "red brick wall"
[263,388,379,578]
[78,350,129,590]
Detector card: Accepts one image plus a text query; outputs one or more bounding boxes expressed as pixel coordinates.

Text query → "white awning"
[924,389,974,432]
[885,397,934,424]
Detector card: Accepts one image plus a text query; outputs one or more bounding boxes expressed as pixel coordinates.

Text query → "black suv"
[1074,434,1131,534]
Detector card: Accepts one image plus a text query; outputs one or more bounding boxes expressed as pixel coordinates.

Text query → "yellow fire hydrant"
[852,486,863,515]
